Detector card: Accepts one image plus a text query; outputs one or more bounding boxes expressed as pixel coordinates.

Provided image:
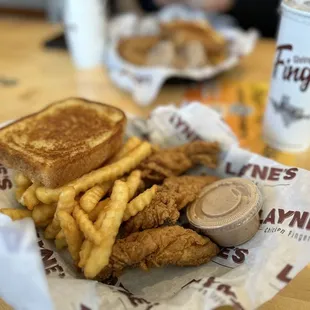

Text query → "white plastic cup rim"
[282,0,310,17]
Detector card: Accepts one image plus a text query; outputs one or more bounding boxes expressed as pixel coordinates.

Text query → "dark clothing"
[138,0,160,12]
[229,0,280,37]
[138,0,281,38]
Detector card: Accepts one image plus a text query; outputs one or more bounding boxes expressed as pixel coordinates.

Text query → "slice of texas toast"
[0,98,126,188]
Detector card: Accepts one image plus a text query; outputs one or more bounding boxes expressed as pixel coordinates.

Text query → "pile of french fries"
[0,137,158,279]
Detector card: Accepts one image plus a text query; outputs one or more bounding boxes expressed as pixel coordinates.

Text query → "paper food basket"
[1,103,310,310]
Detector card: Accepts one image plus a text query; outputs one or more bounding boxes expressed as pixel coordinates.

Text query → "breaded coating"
[98,226,219,280]
[163,175,220,210]
[139,141,219,184]
[124,175,219,234]
[124,185,180,234]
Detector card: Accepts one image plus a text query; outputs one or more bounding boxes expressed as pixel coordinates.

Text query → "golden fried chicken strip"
[160,20,227,53]
[163,175,220,210]
[178,141,220,167]
[123,175,219,234]
[98,226,219,280]
[118,35,161,66]
[139,141,220,184]
[123,185,180,234]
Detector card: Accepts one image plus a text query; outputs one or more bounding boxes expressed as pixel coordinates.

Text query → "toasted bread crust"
[0,98,126,188]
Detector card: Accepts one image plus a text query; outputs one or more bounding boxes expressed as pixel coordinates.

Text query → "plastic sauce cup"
[187,178,263,247]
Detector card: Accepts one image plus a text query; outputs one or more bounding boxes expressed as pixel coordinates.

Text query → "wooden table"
[0,18,310,310]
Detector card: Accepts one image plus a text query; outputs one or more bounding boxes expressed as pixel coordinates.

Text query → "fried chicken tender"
[117,20,228,68]
[139,141,219,184]
[123,185,180,234]
[163,175,220,210]
[98,226,219,280]
[160,20,226,53]
[123,175,219,234]
[118,35,161,66]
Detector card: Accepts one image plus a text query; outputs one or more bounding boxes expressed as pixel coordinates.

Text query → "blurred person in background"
[134,0,281,37]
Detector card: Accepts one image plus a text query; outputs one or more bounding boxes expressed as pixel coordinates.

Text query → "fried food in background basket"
[118,35,161,66]
[160,20,226,53]
[117,20,228,69]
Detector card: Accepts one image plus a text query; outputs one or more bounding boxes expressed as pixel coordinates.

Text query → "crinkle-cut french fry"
[14,172,32,188]
[35,219,52,228]
[81,198,112,263]
[88,198,110,222]
[73,205,102,245]
[79,239,93,268]
[35,187,62,205]
[95,199,115,229]
[44,222,60,240]
[20,183,40,210]
[84,180,129,278]
[58,211,83,263]
[126,170,142,200]
[55,238,68,250]
[83,170,141,223]
[32,203,56,224]
[36,142,152,204]
[79,198,112,268]
[123,185,157,221]
[14,171,32,201]
[15,187,28,201]
[44,187,76,239]
[56,187,76,214]
[0,208,32,221]
[80,181,112,213]
[109,137,142,163]
[56,230,64,240]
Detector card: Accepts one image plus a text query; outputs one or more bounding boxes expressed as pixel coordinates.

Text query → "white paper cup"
[263,0,310,152]
[64,0,107,69]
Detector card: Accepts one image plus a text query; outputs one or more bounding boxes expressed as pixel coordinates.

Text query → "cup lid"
[187,178,263,233]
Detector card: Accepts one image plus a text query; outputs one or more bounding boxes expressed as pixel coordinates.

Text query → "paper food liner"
[1,103,310,310]
[106,4,259,106]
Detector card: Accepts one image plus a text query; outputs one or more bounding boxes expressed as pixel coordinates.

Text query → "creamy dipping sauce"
[187,178,263,247]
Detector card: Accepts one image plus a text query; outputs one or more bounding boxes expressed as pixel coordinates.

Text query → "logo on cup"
[270,95,310,127]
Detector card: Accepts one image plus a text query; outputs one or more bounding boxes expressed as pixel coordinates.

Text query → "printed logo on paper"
[182,277,245,310]
[0,163,13,190]
[261,208,310,242]
[37,234,65,278]
[225,162,299,182]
